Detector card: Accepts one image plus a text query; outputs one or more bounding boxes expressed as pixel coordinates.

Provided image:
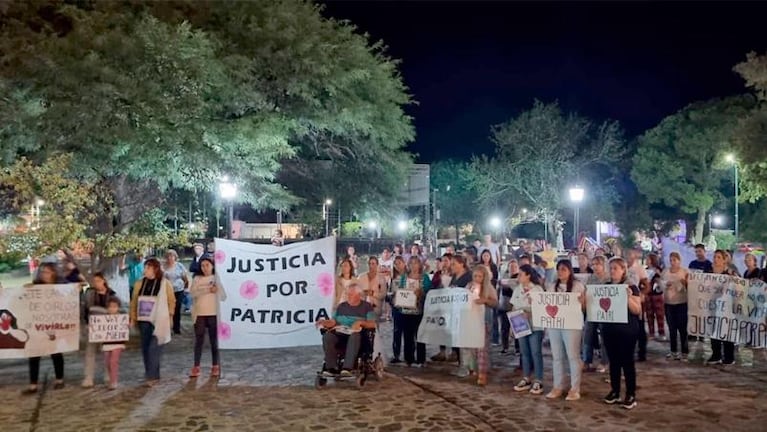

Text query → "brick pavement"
[1,316,766,431]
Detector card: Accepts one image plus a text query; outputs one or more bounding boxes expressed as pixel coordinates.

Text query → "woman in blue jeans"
[546,260,586,401]
[511,264,545,395]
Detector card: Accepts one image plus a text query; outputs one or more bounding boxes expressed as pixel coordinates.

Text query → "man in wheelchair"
[316,283,377,378]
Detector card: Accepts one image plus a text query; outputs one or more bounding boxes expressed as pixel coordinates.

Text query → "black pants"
[636,318,647,360]
[173,291,185,334]
[665,303,689,354]
[711,339,735,363]
[498,310,511,350]
[392,310,404,359]
[194,316,220,366]
[29,354,64,384]
[401,313,425,364]
[604,328,638,397]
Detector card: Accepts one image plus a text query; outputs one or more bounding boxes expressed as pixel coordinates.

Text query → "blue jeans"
[138,322,163,380]
[549,328,583,392]
[519,330,544,381]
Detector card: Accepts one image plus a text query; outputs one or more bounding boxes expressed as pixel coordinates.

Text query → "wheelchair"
[315,328,384,389]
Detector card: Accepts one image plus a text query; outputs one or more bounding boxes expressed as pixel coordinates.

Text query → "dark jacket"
[81,288,117,323]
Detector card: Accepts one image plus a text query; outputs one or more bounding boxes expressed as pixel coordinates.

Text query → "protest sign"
[89,314,130,343]
[0,284,80,359]
[417,288,485,348]
[507,310,532,338]
[217,237,335,349]
[531,292,583,330]
[586,285,628,323]
[687,273,767,347]
[394,290,417,309]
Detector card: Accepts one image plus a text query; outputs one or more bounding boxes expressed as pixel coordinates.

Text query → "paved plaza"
[1,316,766,432]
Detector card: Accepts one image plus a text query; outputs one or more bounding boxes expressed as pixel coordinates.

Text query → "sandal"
[211,365,221,377]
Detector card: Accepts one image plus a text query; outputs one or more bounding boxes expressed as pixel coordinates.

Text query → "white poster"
[0,284,80,359]
[89,314,130,343]
[417,288,485,348]
[531,292,584,330]
[216,237,335,349]
[586,285,628,323]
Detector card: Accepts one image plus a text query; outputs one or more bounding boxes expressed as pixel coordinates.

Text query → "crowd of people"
[326,238,766,411]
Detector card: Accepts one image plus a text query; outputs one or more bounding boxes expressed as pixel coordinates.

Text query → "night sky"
[321,1,767,162]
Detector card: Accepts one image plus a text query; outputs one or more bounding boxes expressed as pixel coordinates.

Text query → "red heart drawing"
[545,304,558,318]
[599,297,611,312]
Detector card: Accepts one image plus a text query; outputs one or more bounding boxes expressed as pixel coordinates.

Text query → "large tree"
[733,52,767,201]
[468,101,626,241]
[0,0,413,264]
[631,95,756,244]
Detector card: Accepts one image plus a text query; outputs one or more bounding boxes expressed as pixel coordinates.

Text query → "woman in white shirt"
[511,264,545,395]
[546,260,586,401]
[189,257,226,378]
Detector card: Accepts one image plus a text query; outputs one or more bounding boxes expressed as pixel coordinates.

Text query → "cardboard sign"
[394,290,417,309]
[89,314,130,343]
[507,310,532,338]
[531,292,583,330]
[586,285,628,323]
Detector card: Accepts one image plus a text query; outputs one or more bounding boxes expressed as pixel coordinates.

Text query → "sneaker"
[673,353,681,361]
[322,369,339,378]
[412,363,424,368]
[706,356,722,365]
[21,386,38,396]
[390,357,402,365]
[513,378,532,392]
[53,381,65,390]
[530,381,544,395]
[144,379,159,388]
[430,352,446,362]
[339,369,353,378]
[604,391,621,404]
[211,365,221,377]
[665,352,674,360]
[451,367,470,378]
[597,365,607,373]
[681,354,689,363]
[545,388,563,399]
[565,390,581,401]
[722,359,735,366]
[500,349,509,355]
[622,395,637,410]
[189,366,201,378]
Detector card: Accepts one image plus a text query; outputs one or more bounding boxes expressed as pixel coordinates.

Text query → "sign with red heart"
[531,292,583,330]
[586,285,628,323]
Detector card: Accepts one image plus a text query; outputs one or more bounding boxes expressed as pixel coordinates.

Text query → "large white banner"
[0,284,80,359]
[216,237,335,349]
[417,288,485,348]
[687,272,767,347]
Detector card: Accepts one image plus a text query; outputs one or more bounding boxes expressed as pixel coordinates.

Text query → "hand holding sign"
[394,290,417,309]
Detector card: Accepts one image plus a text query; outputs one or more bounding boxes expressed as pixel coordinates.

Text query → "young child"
[102,297,126,390]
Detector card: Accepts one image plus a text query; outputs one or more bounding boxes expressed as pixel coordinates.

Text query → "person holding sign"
[189,257,226,379]
[388,256,407,365]
[358,256,388,367]
[545,260,586,401]
[661,252,689,361]
[23,263,66,395]
[464,265,498,386]
[707,250,737,366]
[130,258,175,387]
[584,256,611,373]
[511,264,545,395]
[80,273,117,388]
[602,257,642,410]
[395,256,431,367]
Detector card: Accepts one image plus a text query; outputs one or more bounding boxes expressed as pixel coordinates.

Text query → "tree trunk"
[693,208,707,245]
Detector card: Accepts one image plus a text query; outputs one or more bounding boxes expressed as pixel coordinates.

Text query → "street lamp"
[368,220,377,230]
[397,220,408,232]
[490,216,501,229]
[569,186,585,249]
[725,154,739,246]
[219,177,237,239]
[712,215,723,227]
[322,199,332,237]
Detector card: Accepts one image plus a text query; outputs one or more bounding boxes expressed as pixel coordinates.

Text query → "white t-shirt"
[627,262,648,287]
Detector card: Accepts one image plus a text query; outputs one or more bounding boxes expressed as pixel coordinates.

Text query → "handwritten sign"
[507,310,532,338]
[586,285,628,323]
[417,288,485,348]
[89,314,130,343]
[687,273,767,347]
[0,284,80,359]
[531,292,583,330]
[394,290,417,309]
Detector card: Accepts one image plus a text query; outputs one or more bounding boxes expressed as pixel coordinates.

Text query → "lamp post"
[218,177,237,239]
[569,186,585,249]
[725,154,739,246]
[322,199,332,237]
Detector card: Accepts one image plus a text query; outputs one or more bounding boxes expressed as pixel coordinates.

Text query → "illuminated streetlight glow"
[219,180,237,200]
[490,216,501,228]
[522,208,527,213]
[398,220,407,231]
[569,185,585,248]
[713,215,723,226]
[325,198,332,205]
[36,199,45,206]
[368,221,377,229]
[569,186,585,203]
[725,153,736,164]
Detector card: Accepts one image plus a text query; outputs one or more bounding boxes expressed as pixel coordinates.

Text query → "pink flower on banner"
[214,250,226,265]
[317,272,334,297]
[240,280,259,300]
[218,322,232,341]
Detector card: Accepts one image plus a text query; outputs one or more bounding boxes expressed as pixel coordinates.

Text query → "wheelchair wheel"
[315,375,327,389]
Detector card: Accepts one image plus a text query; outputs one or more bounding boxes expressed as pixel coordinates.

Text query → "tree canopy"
[631,95,756,244]
[733,52,767,201]
[0,0,414,261]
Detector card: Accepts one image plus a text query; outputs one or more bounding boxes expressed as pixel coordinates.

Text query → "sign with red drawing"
[586,285,628,323]
[531,292,583,330]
